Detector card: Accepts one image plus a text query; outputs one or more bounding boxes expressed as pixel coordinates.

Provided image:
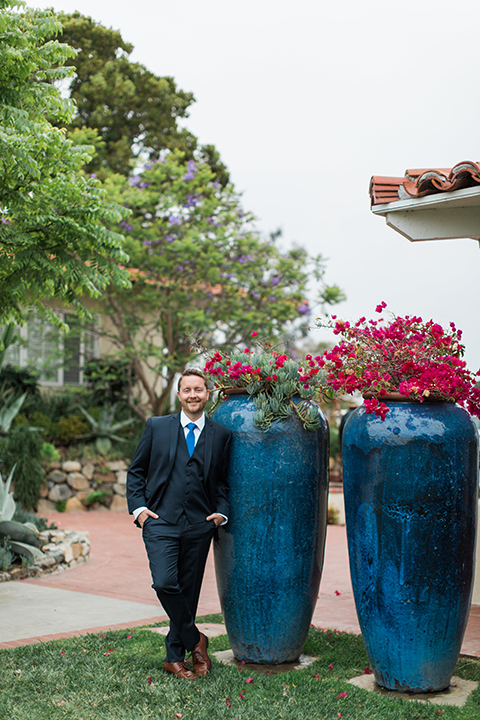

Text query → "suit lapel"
[203,417,214,480]
[167,414,180,477]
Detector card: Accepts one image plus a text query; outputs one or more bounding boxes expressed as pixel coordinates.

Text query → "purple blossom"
[207,292,213,297]
[129,175,141,187]
[119,220,132,232]
[177,265,184,271]
[298,303,311,316]
[251,292,260,299]
[1,217,11,225]
[166,235,175,242]
[169,215,182,226]
[185,194,199,208]
[140,182,149,188]
[184,160,197,181]
[145,163,152,170]
[268,295,276,302]
[142,240,152,246]
[89,173,97,179]
[270,276,280,286]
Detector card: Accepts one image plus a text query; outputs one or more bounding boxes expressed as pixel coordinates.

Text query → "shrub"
[55,415,89,444]
[0,425,44,510]
[328,506,340,525]
[84,357,133,404]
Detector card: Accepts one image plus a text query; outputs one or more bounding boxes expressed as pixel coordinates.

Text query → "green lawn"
[1,615,480,720]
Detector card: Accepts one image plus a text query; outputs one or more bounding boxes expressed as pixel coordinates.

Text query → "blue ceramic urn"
[212,392,329,663]
[343,400,478,692]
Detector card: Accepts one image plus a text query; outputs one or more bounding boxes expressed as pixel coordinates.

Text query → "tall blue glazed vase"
[343,400,478,692]
[212,393,329,664]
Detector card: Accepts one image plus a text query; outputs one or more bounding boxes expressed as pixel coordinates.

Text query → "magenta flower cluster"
[318,303,480,420]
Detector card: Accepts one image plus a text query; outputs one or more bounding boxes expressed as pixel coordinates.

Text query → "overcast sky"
[33,0,480,369]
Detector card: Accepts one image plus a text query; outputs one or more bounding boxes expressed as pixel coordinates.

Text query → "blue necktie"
[186,422,197,457]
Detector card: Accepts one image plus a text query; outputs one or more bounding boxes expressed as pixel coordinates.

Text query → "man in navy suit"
[127,369,231,679]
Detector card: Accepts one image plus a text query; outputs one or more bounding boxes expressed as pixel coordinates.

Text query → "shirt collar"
[180,410,205,432]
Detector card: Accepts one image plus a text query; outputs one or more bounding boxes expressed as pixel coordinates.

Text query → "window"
[2,312,99,386]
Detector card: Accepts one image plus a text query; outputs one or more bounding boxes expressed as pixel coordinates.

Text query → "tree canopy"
[101,152,344,419]
[52,12,229,184]
[0,0,130,324]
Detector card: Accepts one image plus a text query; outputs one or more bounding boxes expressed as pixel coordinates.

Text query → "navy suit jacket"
[126,413,231,524]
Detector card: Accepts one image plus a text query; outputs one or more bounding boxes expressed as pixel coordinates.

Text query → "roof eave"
[371,185,480,243]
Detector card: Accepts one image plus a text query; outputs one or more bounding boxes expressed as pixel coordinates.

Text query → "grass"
[1,615,480,720]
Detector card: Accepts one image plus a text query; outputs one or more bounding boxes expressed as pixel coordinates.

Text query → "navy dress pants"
[142,513,215,662]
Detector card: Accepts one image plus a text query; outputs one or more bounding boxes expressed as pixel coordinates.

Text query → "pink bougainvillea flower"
[240,660,245,665]
[313,673,320,679]
[328,664,334,669]
[60,651,66,655]
[364,667,372,674]
[337,714,342,718]
[246,677,253,684]
[251,332,258,337]
[336,691,348,699]
[239,692,245,700]
[147,677,153,685]
[335,590,341,596]
[175,714,183,718]
[126,635,132,639]
[225,697,231,708]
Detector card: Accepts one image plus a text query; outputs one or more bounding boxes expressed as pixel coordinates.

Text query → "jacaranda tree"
[101,151,344,419]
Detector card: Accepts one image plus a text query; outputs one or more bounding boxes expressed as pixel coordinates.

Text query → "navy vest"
[157,423,211,524]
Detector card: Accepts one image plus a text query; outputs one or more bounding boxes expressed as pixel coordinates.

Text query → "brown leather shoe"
[163,661,199,679]
[191,631,211,676]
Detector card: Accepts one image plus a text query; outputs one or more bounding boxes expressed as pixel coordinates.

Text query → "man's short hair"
[177,368,208,391]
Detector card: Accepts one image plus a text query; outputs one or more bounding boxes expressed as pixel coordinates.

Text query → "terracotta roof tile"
[370,161,480,205]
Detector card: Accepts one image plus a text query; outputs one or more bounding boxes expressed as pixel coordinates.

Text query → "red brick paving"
[4,512,479,658]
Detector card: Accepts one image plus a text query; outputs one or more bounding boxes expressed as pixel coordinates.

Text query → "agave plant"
[0,323,18,370]
[0,466,44,566]
[0,392,27,435]
[0,465,16,522]
[76,403,135,454]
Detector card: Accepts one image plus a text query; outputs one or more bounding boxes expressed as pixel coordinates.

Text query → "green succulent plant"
[76,403,135,454]
[205,347,325,431]
[0,466,45,568]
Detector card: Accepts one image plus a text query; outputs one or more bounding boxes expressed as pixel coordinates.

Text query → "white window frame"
[2,312,100,387]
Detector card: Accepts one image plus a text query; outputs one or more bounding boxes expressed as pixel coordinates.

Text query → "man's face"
[177,375,210,420]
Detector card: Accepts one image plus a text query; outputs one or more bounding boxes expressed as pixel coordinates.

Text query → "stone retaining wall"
[0,527,91,582]
[38,459,129,514]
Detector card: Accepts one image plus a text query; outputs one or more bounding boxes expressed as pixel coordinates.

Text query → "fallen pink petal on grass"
[147,677,153,685]
[328,664,334,669]
[246,677,253,684]
[364,667,372,674]
[175,714,182,718]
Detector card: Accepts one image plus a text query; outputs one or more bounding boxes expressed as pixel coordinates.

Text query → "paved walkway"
[1,512,480,658]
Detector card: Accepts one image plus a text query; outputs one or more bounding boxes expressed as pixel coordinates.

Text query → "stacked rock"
[39,459,129,513]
